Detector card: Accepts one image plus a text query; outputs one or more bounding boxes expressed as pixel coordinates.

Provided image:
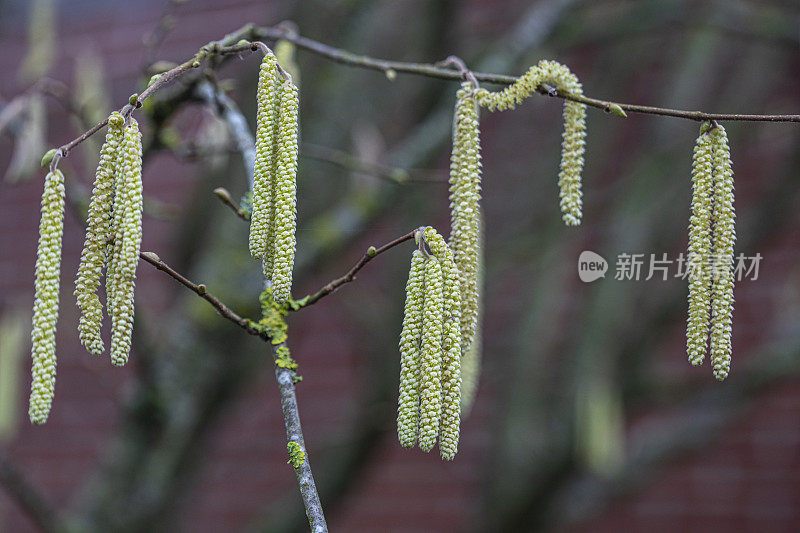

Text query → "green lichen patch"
[287,441,305,468]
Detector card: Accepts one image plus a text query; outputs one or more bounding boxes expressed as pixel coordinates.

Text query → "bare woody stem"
[138,251,327,530]
[299,229,418,308]
[48,23,800,168]
[252,25,800,123]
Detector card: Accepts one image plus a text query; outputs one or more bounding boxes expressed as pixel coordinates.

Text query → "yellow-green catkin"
[29,169,65,425]
[397,250,426,447]
[270,76,299,303]
[418,257,444,452]
[475,60,587,226]
[424,228,462,460]
[109,119,143,367]
[460,229,484,416]
[75,112,124,355]
[709,125,735,381]
[249,52,278,260]
[449,83,482,358]
[687,125,714,367]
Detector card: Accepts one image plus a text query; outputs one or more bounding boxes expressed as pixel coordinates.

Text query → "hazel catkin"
[249,52,279,260]
[424,227,462,460]
[29,168,65,425]
[449,83,482,358]
[397,250,426,447]
[686,125,713,367]
[417,256,444,452]
[75,111,124,355]
[475,60,587,226]
[270,76,299,303]
[109,118,143,367]
[709,124,735,381]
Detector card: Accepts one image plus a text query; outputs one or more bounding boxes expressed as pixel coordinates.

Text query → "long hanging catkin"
[475,60,587,226]
[250,51,279,260]
[397,250,426,447]
[709,124,735,380]
[449,83,482,357]
[75,111,124,355]
[269,76,299,302]
[248,52,299,303]
[109,118,143,367]
[685,122,736,380]
[29,168,66,425]
[417,255,444,452]
[424,228,462,460]
[686,124,714,367]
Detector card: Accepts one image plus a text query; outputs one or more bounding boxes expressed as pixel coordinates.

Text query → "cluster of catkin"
[248,50,299,303]
[75,112,143,368]
[398,228,462,460]
[475,60,587,226]
[396,63,589,457]
[29,111,143,424]
[686,122,735,380]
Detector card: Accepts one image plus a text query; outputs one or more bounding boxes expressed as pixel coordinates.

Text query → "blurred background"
[1,0,799,531]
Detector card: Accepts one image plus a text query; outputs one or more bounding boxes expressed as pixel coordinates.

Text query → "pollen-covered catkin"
[460,229,483,416]
[418,256,444,452]
[709,125,735,381]
[75,112,124,355]
[397,250,426,447]
[475,60,587,226]
[687,125,714,367]
[424,228,462,460]
[449,83,482,357]
[249,52,278,260]
[270,77,299,303]
[109,119,143,367]
[29,168,65,425]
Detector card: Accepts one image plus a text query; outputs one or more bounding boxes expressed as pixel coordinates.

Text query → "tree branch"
[49,21,800,169]
[137,250,327,531]
[298,229,417,308]
[252,25,800,123]
[0,451,60,532]
[139,251,263,339]
[300,143,445,184]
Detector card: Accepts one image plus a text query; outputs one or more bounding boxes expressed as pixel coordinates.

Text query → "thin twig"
[300,143,445,184]
[49,22,800,169]
[138,250,327,531]
[0,451,60,532]
[212,187,249,221]
[54,40,253,161]
[139,251,264,338]
[251,25,800,123]
[299,229,417,308]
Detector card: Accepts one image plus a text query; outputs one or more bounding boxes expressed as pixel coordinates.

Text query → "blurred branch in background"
[0,452,59,532]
